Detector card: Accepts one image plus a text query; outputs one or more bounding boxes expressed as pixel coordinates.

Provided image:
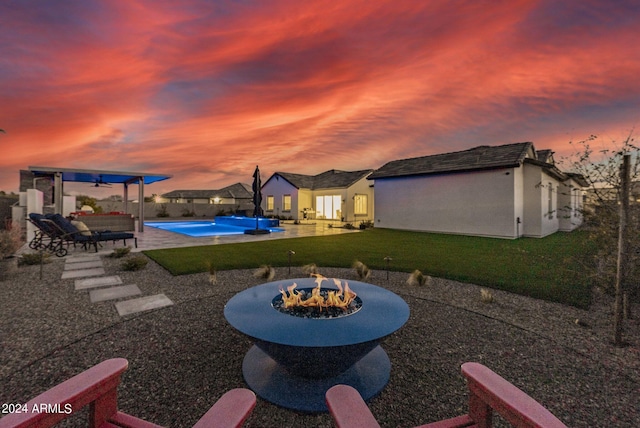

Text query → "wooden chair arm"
[325,384,381,428]
[192,388,257,428]
[461,362,567,428]
[326,363,567,428]
[0,358,128,428]
[0,359,256,428]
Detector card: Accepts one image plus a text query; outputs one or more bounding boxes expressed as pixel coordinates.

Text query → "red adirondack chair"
[0,358,256,428]
[326,362,567,428]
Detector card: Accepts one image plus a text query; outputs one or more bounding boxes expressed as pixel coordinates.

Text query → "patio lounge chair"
[46,213,137,252]
[27,213,68,257]
[0,358,256,428]
[325,362,567,428]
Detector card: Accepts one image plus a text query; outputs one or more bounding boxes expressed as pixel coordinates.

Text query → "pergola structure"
[28,166,172,232]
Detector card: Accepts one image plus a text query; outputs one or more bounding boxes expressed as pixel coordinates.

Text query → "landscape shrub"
[121,255,148,271]
[108,246,131,258]
[18,252,51,266]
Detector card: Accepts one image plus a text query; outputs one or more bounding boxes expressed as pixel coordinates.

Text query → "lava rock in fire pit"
[272,289,363,319]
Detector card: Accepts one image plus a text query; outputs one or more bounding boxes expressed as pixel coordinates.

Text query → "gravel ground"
[1,254,639,427]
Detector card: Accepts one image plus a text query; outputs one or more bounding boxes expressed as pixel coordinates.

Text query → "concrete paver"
[89,284,142,303]
[61,268,106,279]
[75,275,123,290]
[115,294,174,316]
[64,260,104,270]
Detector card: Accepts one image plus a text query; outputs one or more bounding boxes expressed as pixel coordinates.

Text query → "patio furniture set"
[27,213,137,256]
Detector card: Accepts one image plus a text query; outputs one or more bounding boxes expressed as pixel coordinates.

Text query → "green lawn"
[144,229,596,308]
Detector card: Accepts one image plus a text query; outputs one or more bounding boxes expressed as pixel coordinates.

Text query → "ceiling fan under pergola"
[91,175,112,188]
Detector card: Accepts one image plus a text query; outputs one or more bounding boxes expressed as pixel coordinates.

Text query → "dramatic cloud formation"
[1,0,639,194]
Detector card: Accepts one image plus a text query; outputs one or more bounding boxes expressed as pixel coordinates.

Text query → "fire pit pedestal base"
[243,344,390,412]
[224,278,409,413]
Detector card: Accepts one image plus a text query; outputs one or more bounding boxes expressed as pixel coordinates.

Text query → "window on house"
[283,195,291,211]
[266,195,274,211]
[354,194,367,215]
[547,185,553,219]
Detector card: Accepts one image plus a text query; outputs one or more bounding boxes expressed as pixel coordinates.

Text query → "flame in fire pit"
[278,275,357,311]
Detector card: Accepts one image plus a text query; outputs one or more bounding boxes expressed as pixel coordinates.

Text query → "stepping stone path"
[90,284,142,303]
[64,255,173,316]
[115,295,175,316]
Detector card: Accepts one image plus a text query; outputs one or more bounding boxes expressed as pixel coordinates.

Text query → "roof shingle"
[273,169,373,189]
[162,182,252,199]
[368,142,534,179]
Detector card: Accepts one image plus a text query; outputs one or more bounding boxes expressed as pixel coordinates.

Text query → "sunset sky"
[1,0,639,196]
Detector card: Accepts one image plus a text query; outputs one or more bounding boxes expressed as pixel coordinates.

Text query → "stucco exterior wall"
[373,168,519,238]
[344,177,374,223]
[261,178,299,218]
[542,175,560,237]
[513,166,525,237]
[522,164,559,237]
[558,178,583,231]
[297,190,313,219]
[522,165,542,237]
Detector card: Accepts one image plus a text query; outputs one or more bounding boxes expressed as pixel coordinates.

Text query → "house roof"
[565,172,590,188]
[536,149,554,164]
[270,169,373,190]
[162,182,253,199]
[368,142,534,179]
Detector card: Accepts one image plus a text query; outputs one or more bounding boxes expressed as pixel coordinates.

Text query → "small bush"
[205,260,217,285]
[407,270,431,287]
[253,265,275,280]
[156,204,170,217]
[353,260,370,280]
[121,255,148,271]
[480,288,494,303]
[18,252,51,266]
[108,246,131,258]
[302,263,319,276]
[359,220,374,229]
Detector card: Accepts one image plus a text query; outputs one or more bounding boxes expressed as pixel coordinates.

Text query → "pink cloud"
[1,0,639,193]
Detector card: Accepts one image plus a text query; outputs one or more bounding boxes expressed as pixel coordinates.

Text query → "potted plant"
[0,223,23,281]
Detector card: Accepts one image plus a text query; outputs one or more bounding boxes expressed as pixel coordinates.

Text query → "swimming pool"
[145,216,283,237]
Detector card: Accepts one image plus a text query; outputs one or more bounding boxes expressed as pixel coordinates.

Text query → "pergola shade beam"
[28,166,172,232]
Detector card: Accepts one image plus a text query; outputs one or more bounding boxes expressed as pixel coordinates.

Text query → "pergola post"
[123,183,129,214]
[54,172,63,214]
[137,177,144,232]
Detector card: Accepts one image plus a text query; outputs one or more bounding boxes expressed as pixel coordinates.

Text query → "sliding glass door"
[316,195,342,220]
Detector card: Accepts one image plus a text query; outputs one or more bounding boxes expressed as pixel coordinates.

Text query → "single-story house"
[261,169,374,222]
[160,183,253,205]
[368,142,587,239]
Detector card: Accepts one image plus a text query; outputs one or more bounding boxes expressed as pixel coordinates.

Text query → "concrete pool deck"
[20,219,361,257]
[134,220,360,252]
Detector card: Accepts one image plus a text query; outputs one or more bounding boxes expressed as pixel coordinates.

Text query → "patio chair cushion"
[47,214,95,244]
[95,231,135,241]
[71,220,92,236]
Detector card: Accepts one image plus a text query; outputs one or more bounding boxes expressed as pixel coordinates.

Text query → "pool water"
[144,217,283,237]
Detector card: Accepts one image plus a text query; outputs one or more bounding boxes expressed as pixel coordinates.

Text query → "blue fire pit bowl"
[224,277,410,412]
